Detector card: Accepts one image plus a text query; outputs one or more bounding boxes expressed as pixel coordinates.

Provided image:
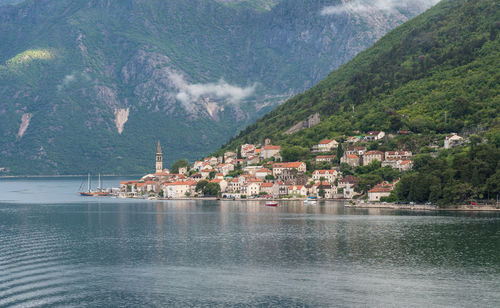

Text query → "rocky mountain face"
[0,0,438,175]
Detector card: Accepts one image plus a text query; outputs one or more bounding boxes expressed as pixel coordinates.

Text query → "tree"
[336,143,344,164]
[203,182,221,196]
[340,163,353,176]
[209,171,216,179]
[196,180,208,193]
[486,170,500,196]
[237,146,242,159]
[171,159,189,174]
[195,180,221,196]
[281,146,309,162]
[265,174,275,180]
[355,174,383,194]
[318,183,326,198]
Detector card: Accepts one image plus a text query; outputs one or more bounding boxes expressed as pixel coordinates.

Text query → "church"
[156,141,165,174]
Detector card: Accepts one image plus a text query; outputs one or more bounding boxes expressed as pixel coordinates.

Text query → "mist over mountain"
[0,0,438,175]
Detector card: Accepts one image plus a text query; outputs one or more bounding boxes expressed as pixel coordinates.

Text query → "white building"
[312,139,339,152]
[444,133,465,149]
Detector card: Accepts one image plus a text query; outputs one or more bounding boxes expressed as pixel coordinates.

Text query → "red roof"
[369,187,392,193]
[314,181,331,187]
[346,154,359,159]
[319,139,334,144]
[120,181,139,185]
[154,172,170,176]
[316,155,336,158]
[365,150,384,155]
[289,185,304,190]
[261,183,274,187]
[262,145,281,150]
[165,180,196,186]
[256,168,271,173]
[273,162,304,168]
[247,178,263,183]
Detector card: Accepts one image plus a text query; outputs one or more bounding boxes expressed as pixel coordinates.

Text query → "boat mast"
[98,173,101,192]
[87,173,91,192]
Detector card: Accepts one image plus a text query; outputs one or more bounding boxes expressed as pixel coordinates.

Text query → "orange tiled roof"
[256,168,271,173]
[316,155,336,158]
[365,150,384,155]
[262,145,281,150]
[165,180,196,186]
[273,162,304,168]
[369,186,392,193]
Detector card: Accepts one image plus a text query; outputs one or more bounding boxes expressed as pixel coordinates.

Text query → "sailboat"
[79,173,110,196]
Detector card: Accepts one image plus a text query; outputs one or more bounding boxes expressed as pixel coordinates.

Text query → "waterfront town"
[118,131,468,202]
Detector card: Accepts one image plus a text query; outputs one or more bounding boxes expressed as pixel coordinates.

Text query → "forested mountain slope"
[219,0,499,151]
[0,0,436,175]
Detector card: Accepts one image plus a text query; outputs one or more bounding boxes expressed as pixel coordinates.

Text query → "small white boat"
[304,197,317,205]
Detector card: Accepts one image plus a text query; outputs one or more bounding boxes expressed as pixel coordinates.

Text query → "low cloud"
[321,0,441,16]
[57,73,76,91]
[168,72,256,108]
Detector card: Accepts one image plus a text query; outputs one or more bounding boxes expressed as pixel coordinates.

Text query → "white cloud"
[321,0,441,16]
[168,72,256,107]
[57,73,76,91]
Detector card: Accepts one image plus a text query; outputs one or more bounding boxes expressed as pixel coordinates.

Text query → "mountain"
[0,0,23,5]
[0,0,438,175]
[218,0,500,152]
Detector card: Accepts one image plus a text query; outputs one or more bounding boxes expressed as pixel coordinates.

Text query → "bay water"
[0,177,499,307]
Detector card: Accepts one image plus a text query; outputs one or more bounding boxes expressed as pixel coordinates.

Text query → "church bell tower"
[156,141,163,173]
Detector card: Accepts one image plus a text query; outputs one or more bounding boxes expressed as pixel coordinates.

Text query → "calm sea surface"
[0,177,499,307]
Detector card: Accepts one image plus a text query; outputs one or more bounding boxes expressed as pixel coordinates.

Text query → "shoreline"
[119,197,500,211]
[0,174,143,179]
[120,196,348,202]
[345,202,500,212]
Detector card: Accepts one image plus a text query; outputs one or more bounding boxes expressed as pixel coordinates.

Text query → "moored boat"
[266,201,278,207]
[79,173,110,196]
[304,197,317,205]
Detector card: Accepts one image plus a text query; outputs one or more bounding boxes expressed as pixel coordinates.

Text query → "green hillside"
[216,0,500,205]
[0,0,433,175]
[220,0,500,150]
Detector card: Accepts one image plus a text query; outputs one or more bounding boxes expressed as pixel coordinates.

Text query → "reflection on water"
[0,178,499,306]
